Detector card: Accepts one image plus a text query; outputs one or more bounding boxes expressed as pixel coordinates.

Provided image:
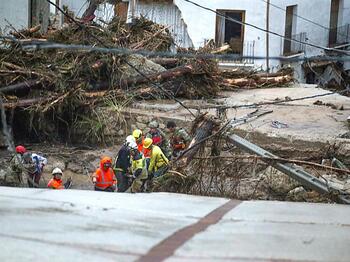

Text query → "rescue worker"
[47,168,64,189]
[144,138,169,178]
[166,121,191,157]
[23,151,47,188]
[146,120,171,158]
[114,135,135,192]
[4,145,27,187]
[133,129,151,161]
[126,145,148,193]
[92,156,117,192]
[132,129,144,152]
[47,168,72,189]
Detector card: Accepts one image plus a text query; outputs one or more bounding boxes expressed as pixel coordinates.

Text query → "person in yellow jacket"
[126,145,148,193]
[143,137,169,178]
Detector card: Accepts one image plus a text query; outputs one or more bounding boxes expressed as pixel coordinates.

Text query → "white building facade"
[0,0,50,34]
[130,0,350,73]
[1,0,349,81]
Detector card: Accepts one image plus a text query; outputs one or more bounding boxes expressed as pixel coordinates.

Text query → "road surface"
[1,187,350,261]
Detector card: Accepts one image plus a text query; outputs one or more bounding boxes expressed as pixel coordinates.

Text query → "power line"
[45,0,196,117]
[187,89,349,110]
[262,0,328,31]
[261,0,349,39]
[180,0,350,56]
[8,40,350,62]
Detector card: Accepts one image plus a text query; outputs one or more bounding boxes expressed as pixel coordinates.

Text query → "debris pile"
[0,16,220,114]
[218,67,294,89]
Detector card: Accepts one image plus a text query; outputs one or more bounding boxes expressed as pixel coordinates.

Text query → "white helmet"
[128,141,138,150]
[125,135,136,146]
[52,167,63,175]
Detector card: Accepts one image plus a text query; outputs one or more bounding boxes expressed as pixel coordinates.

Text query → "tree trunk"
[121,65,194,88]
[82,0,104,20]
[0,80,41,94]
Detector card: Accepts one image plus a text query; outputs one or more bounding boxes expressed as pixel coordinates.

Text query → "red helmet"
[15,145,26,154]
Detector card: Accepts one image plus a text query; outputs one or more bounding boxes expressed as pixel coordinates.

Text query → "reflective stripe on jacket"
[94,168,116,189]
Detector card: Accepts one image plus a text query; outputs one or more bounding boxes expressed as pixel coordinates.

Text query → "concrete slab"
[1,187,350,262]
[130,86,350,142]
[170,201,350,262]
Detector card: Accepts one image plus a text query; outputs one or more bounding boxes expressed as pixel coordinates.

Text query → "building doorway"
[216,10,245,55]
[283,5,297,55]
[329,0,340,46]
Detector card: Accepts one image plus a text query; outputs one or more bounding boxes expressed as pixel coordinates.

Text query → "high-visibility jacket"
[93,157,116,190]
[137,138,151,158]
[142,147,151,158]
[47,178,64,189]
[148,146,169,173]
[94,168,116,189]
[131,153,148,180]
[137,137,145,153]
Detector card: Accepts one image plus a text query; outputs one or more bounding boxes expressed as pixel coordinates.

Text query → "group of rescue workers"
[93,120,191,193]
[5,120,190,193]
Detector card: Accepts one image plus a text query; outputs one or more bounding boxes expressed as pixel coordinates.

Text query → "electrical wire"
[3,39,350,62]
[180,0,350,56]
[188,89,349,110]
[262,0,327,31]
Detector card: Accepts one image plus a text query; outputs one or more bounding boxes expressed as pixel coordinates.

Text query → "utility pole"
[130,0,136,21]
[266,0,270,72]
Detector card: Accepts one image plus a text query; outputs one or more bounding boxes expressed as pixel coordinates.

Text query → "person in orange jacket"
[92,156,117,192]
[47,168,65,189]
[47,167,72,190]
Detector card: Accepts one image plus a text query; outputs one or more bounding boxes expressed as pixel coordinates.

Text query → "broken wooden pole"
[181,114,221,164]
[3,97,49,108]
[150,58,179,68]
[226,134,350,204]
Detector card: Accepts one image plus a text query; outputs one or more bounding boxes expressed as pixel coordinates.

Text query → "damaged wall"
[132,1,194,48]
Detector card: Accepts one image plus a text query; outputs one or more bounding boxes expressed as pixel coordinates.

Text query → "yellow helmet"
[132,129,142,140]
[143,138,153,149]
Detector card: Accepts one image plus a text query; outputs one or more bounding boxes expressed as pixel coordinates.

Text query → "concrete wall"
[0,0,30,34]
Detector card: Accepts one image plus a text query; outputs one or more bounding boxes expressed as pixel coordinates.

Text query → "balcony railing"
[329,24,350,46]
[218,40,255,64]
[282,32,307,55]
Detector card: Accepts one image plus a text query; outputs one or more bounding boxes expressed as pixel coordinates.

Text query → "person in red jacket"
[92,157,117,192]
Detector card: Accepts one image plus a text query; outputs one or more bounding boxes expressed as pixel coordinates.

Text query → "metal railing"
[218,40,255,64]
[282,32,307,55]
[329,24,350,46]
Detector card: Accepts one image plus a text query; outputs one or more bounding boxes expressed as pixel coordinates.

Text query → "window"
[283,5,297,55]
[329,0,340,46]
[216,10,245,55]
